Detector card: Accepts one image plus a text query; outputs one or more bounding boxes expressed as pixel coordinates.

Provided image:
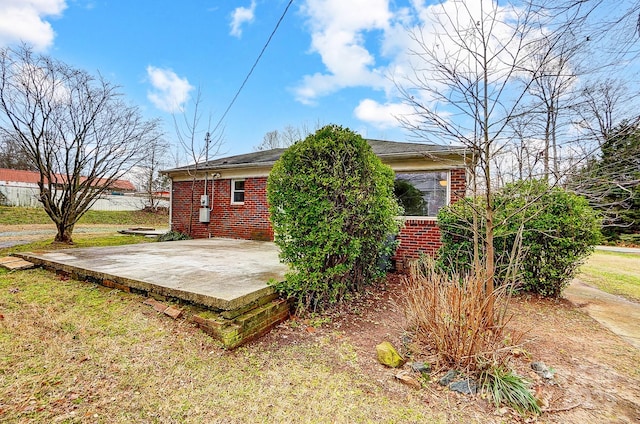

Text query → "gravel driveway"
[0,224,137,248]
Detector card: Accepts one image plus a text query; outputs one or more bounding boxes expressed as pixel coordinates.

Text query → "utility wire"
[210,0,294,137]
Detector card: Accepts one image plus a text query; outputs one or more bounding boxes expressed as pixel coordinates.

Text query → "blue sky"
[0,0,638,159]
[0,0,423,157]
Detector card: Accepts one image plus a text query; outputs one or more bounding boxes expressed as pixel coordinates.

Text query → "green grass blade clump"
[481,366,541,415]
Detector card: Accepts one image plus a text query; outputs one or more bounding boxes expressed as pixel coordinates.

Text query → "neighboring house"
[163,139,469,263]
[0,168,140,211]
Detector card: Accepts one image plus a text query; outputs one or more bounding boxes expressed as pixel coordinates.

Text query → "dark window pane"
[232,179,245,203]
[394,171,448,216]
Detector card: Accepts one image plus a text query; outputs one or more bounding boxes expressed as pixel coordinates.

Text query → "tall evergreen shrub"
[267,125,401,312]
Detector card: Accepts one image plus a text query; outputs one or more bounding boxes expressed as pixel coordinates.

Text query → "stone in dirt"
[531,361,554,380]
[438,369,458,386]
[395,370,422,390]
[163,305,183,319]
[449,378,478,395]
[144,298,168,313]
[376,341,405,368]
[409,361,431,374]
[0,256,34,270]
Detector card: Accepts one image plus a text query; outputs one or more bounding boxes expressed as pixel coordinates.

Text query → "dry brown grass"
[403,257,514,372]
[0,268,447,423]
[2,266,639,423]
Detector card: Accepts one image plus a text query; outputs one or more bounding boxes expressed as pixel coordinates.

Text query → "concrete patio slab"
[17,238,288,311]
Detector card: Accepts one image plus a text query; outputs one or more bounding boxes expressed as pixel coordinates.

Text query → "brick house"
[162,139,468,262]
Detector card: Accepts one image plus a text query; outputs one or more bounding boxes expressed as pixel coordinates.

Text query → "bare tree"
[253,123,317,151]
[135,136,171,211]
[525,33,582,181]
[0,134,35,171]
[0,45,161,243]
[396,0,605,316]
[574,78,634,146]
[255,130,283,151]
[172,89,224,234]
[500,111,543,182]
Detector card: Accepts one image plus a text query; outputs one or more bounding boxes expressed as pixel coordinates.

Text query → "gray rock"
[410,361,431,374]
[449,378,478,395]
[531,361,547,372]
[438,369,458,386]
[531,361,554,380]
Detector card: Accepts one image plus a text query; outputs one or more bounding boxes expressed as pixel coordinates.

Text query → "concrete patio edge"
[14,238,289,312]
[16,253,276,311]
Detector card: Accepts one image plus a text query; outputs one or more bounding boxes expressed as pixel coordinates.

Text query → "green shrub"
[438,180,601,297]
[267,125,401,312]
[157,230,191,242]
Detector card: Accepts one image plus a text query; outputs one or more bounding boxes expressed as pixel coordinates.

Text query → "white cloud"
[296,0,539,131]
[146,66,194,113]
[0,0,67,51]
[230,1,256,38]
[354,99,414,129]
[294,0,393,104]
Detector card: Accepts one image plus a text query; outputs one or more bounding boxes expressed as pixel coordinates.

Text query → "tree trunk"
[54,222,75,244]
[544,108,551,181]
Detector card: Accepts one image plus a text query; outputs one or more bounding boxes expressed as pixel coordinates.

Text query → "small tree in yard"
[135,137,171,212]
[0,45,161,243]
[267,125,401,313]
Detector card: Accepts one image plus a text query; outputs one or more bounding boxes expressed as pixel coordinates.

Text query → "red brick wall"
[395,218,441,259]
[171,168,467,258]
[171,177,273,241]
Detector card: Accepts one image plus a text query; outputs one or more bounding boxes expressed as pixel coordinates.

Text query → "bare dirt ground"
[258,275,640,423]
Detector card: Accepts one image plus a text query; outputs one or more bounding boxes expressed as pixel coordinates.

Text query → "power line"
[210,0,294,137]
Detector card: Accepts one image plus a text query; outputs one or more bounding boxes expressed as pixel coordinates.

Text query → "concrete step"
[0,256,34,271]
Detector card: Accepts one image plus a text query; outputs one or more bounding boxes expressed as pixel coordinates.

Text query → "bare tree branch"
[0,45,161,243]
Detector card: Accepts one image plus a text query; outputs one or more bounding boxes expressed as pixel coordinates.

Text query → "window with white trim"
[231,179,245,204]
[394,171,448,217]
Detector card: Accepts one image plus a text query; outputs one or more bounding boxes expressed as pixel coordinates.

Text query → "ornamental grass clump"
[403,256,512,371]
[404,257,540,416]
[481,365,541,415]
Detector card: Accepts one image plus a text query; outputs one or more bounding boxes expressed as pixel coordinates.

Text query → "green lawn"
[0,206,168,256]
[0,206,168,227]
[578,250,640,302]
[0,211,440,422]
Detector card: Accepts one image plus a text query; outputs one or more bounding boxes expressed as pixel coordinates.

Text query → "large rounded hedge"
[438,179,601,297]
[267,125,401,312]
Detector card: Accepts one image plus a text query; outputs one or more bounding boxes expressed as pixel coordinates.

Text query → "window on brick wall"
[394,171,448,217]
[231,179,245,204]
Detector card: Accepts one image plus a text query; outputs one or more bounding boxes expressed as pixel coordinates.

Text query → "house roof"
[0,168,136,191]
[162,139,468,175]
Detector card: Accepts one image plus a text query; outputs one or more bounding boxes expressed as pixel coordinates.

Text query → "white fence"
[0,185,168,211]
